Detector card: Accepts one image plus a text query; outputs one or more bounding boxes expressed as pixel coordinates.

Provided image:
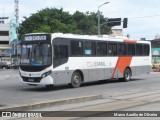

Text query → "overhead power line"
[129,15,160,19]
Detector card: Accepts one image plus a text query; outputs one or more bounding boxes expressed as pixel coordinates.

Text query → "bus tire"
[70,71,81,88]
[123,68,131,82]
[2,66,6,69]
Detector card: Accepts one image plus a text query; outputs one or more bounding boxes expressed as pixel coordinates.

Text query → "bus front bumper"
[19,75,54,86]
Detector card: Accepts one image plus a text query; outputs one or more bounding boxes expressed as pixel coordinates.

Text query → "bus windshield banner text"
[24,35,47,41]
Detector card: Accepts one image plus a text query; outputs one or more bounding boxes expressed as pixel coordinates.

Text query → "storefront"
[151,39,160,69]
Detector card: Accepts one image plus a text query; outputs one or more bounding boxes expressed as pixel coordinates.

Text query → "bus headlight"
[42,70,52,78]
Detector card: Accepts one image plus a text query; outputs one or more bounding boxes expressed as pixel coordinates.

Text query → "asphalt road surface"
[0,69,160,108]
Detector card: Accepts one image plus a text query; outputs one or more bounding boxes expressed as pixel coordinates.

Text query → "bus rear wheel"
[70,72,81,88]
[123,68,131,82]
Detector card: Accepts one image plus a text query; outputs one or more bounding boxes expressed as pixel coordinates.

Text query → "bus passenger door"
[53,39,70,84]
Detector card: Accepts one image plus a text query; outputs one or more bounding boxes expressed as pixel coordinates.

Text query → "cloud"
[1,0,160,39]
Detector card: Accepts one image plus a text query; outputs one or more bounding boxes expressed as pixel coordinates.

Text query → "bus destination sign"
[22,34,51,42]
[24,35,47,41]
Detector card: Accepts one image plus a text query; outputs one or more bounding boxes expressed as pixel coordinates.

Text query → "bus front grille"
[22,77,42,83]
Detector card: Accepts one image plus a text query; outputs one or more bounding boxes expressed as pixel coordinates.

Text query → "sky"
[1,0,160,40]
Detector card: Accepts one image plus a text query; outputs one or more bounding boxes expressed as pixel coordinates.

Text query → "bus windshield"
[21,43,52,66]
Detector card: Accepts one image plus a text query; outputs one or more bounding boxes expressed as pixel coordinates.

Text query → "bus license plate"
[28,79,34,82]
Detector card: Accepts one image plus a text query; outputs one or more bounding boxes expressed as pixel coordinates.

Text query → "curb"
[150,72,160,74]
[0,95,102,111]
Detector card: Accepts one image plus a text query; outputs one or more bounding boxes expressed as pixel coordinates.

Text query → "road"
[0,69,160,108]
[1,69,160,120]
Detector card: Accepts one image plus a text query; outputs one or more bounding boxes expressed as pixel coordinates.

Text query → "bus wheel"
[70,72,81,88]
[2,66,6,69]
[123,68,131,82]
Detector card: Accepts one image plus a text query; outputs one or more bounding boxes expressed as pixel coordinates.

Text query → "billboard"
[152,48,160,61]
[152,48,160,56]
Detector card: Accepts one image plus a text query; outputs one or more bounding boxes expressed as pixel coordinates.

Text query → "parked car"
[0,62,9,69]
[11,62,19,69]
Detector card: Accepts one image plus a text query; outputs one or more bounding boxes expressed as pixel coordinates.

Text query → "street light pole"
[98,2,109,36]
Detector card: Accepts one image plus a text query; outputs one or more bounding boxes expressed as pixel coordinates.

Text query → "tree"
[18,8,111,38]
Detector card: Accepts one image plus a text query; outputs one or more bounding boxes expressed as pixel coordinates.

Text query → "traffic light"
[106,18,121,27]
[123,18,128,28]
[0,17,9,19]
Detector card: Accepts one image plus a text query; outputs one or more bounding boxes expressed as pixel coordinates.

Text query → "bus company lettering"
[87,61,106,67]
[94,61,106,66]
[24,35,47,41]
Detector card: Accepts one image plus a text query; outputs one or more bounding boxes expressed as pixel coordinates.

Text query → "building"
[0,23,12,64]
[151,39,160,66]
[110,28,123,36]
[10,19,20,64]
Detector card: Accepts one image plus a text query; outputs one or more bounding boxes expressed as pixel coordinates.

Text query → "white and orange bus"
[19,33,151,88]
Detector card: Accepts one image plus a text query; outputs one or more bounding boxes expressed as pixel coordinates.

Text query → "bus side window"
[108,43,117,56]
[97,42,107,56]
[54,45,58,59]
[84,41,96,56]
[118,43,126,56]
[127,44,135,56]
[143,44,150,56]
[71,40,83,56]
[61,46,68,59]
[136,44,143,56]
[54,45,68,59]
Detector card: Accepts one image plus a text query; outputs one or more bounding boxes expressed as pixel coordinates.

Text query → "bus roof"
[24,33,151,44]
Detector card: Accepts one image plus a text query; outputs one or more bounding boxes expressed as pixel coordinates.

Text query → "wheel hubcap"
[126,71,130,80]
[73,76,79,84]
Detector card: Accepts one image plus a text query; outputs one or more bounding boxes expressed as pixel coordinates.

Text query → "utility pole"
[14,0,19,67]
[15,0,19,23]
[97,2,109,36]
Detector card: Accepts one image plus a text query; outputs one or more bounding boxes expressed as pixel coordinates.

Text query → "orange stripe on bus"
[123,40,137,43]
[111,57,132,78]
